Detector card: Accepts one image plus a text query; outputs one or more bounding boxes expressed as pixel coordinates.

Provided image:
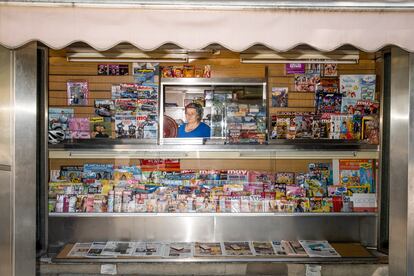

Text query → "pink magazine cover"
[69,118,91,139]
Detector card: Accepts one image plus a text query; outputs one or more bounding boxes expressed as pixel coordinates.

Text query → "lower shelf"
[48,212,378,217]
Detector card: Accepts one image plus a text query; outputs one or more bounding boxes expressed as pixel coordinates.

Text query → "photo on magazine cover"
[67,80,89,106]
[223,242,253,256]
[271,87,288,107]
[251,241,275,256]
[48,108,74,139]
[194,242,224,257]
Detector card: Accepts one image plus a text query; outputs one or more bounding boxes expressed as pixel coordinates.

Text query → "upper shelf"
[48,140,379,159]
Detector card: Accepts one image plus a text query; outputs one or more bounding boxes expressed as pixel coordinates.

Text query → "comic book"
[164,242,194,258]
[115,115,137,139]
[90,117,111,139]
[339,159,374,193]
[339,115,361,140]
[68,118,90,139]
[94,99,114,118]
[275,117,290,139]
[132,242,164,257]
[362,116,379,144]
[271,87,288,107]
[315,78,339,93]
[360,75,376,100]
[67,243,92,257]
[223,242,253,256]
[299,240,340,257]
[67,80,89,105]
[48,108,74,139]
[294,74,321,92]
[355,100,379,116]
[294,115,313,138]
[194,242,224,257]
[316,92,342,114]
[340,75,360,99]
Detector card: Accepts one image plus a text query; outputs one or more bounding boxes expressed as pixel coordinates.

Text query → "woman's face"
[185,108,199,124]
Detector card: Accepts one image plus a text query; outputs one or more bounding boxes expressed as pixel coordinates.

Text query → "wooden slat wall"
[48,49,378,173]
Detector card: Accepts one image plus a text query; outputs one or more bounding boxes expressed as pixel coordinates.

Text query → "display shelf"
[48,212,378,218]
[48,142,379,159]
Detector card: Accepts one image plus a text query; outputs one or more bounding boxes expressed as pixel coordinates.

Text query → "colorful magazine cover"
[94,99,114,118]
[299,240,340,257]
[251,241,275,256]
[194,242,224,257]
[48,108,74,139]
[90,117,111,138]
[132,242,164,257]
[339,159,374,193]
[340,75,360,99]
[133,63,159,85]
[341,98,359,114]
[83,164,114,180]
[323,63,338,77]
[111,83,140,99]
[294,115,313,138]
[294,74,320,92]
[67,243,92,257]
[115,115,137,139]
[115,99,138,115]
[275,172,295,185]
[271,87,288,107]
[360,75,376,100]
[316,92,342,114]
[315,78,340,93]
[68,118,90,139]
[306,64,322,75]
[137,99,157,113]
[223,242,253,256]
[309,197,332,212]
[59,166,83,183]
[164,242,194,258]
[67,80,89,106]
[362,116,379,144]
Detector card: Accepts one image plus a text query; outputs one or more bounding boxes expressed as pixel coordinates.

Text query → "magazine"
[271,240,289,256]
[251,241,275,256]
[132,63,159,85]
[67,80,89,106]
[339,159,374,193]
[340,75,376,100]
[90,117,111,138]
[115,115,137,139]
[101,241,135,257]
[48,108,74,139]
[281,240,308,257]
[59,166,83,183]
[164,242,194,258]
[132,242,164,257]
[323,63,338,77]
[315,78,339,93]
[271,87,288,107]
[316,92,342,114]
[67,243,92,257]
[294,74,320,92]
[94,99,114,118]
[299,240,340,257]
[115,99,138,115]
[194,242,224,257]
[275,172,295,185]
[223,242,253,256]
[68,118,90,139]
[362,116,379,144]
[86,242,107,257]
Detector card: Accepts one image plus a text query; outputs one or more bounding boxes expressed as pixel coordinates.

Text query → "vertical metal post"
[0,43,37,276]
[389,47,414,276]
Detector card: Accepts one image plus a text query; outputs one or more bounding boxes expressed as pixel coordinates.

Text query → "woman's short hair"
[185,102,203,121]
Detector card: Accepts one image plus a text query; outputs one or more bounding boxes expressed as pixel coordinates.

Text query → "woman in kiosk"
[177,102,210,138]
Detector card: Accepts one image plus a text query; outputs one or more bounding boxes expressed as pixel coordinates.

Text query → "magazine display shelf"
[49,212,377,217]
